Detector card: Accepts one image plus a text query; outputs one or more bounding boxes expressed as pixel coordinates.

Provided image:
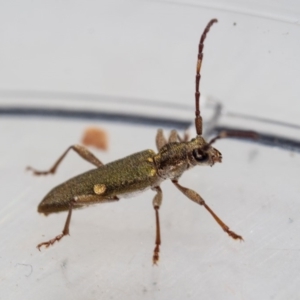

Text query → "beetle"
[28,19,256,264]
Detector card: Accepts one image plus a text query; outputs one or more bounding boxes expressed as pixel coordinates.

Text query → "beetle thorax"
[154,142,189,180]
[153,136,222,180]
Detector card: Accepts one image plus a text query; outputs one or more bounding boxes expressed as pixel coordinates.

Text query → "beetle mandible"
[28,19,256,265]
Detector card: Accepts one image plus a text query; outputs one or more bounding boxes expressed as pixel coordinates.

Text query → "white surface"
[1,117,300,300]
[1,1,300,300]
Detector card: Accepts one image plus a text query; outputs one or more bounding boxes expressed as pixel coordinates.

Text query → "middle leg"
[152,186,163,265]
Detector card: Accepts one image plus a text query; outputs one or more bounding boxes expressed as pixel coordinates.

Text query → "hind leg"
[27,144,104,175]
[37,194,119,250]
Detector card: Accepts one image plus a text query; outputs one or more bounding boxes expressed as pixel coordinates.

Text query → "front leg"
[172,180,243,240]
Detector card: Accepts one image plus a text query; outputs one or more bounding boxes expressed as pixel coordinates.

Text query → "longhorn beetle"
[28,19,256,264]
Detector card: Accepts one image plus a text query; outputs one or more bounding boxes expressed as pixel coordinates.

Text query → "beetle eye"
[192,148,208,162]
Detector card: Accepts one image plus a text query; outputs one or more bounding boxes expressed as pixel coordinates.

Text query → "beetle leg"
[182,130,190,142]
[37,194,119,250]
[27,144,104,175]
[37,198,76,250]
[172,180,243,240]
[168,129,190,143]
[152,186,163,265]
[168,130,178,143]
[156,129,167,151]
[177,130,189,142]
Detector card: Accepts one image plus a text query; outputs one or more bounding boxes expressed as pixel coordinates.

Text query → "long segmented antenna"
[195,19,218,135]
[207,130,259,147]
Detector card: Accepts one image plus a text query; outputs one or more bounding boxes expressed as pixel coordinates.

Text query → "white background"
[0,1,300,299]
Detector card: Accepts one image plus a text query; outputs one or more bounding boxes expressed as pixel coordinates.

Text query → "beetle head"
[187,135,222,167]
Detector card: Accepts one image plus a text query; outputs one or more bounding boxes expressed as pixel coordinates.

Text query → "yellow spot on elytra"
[150,169,156,176]
[94,184,106,195]
[147,157,153,162]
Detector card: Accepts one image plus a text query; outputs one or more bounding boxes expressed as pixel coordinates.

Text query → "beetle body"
[28,19,256,264]
[38,149,160,214]
[38,136,221,215]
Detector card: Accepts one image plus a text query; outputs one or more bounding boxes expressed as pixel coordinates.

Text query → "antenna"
[195,19,218,135]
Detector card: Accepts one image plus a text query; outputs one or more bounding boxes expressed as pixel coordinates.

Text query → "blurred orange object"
[81,127,108,151]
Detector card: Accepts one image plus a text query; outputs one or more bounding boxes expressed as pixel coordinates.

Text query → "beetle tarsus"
[37,232,68,250]
[226,230,244,241]
[26,166,55,176]
[153,245,160,265]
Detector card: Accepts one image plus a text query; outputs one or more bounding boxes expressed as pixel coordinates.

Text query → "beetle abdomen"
[38,149,161,214]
